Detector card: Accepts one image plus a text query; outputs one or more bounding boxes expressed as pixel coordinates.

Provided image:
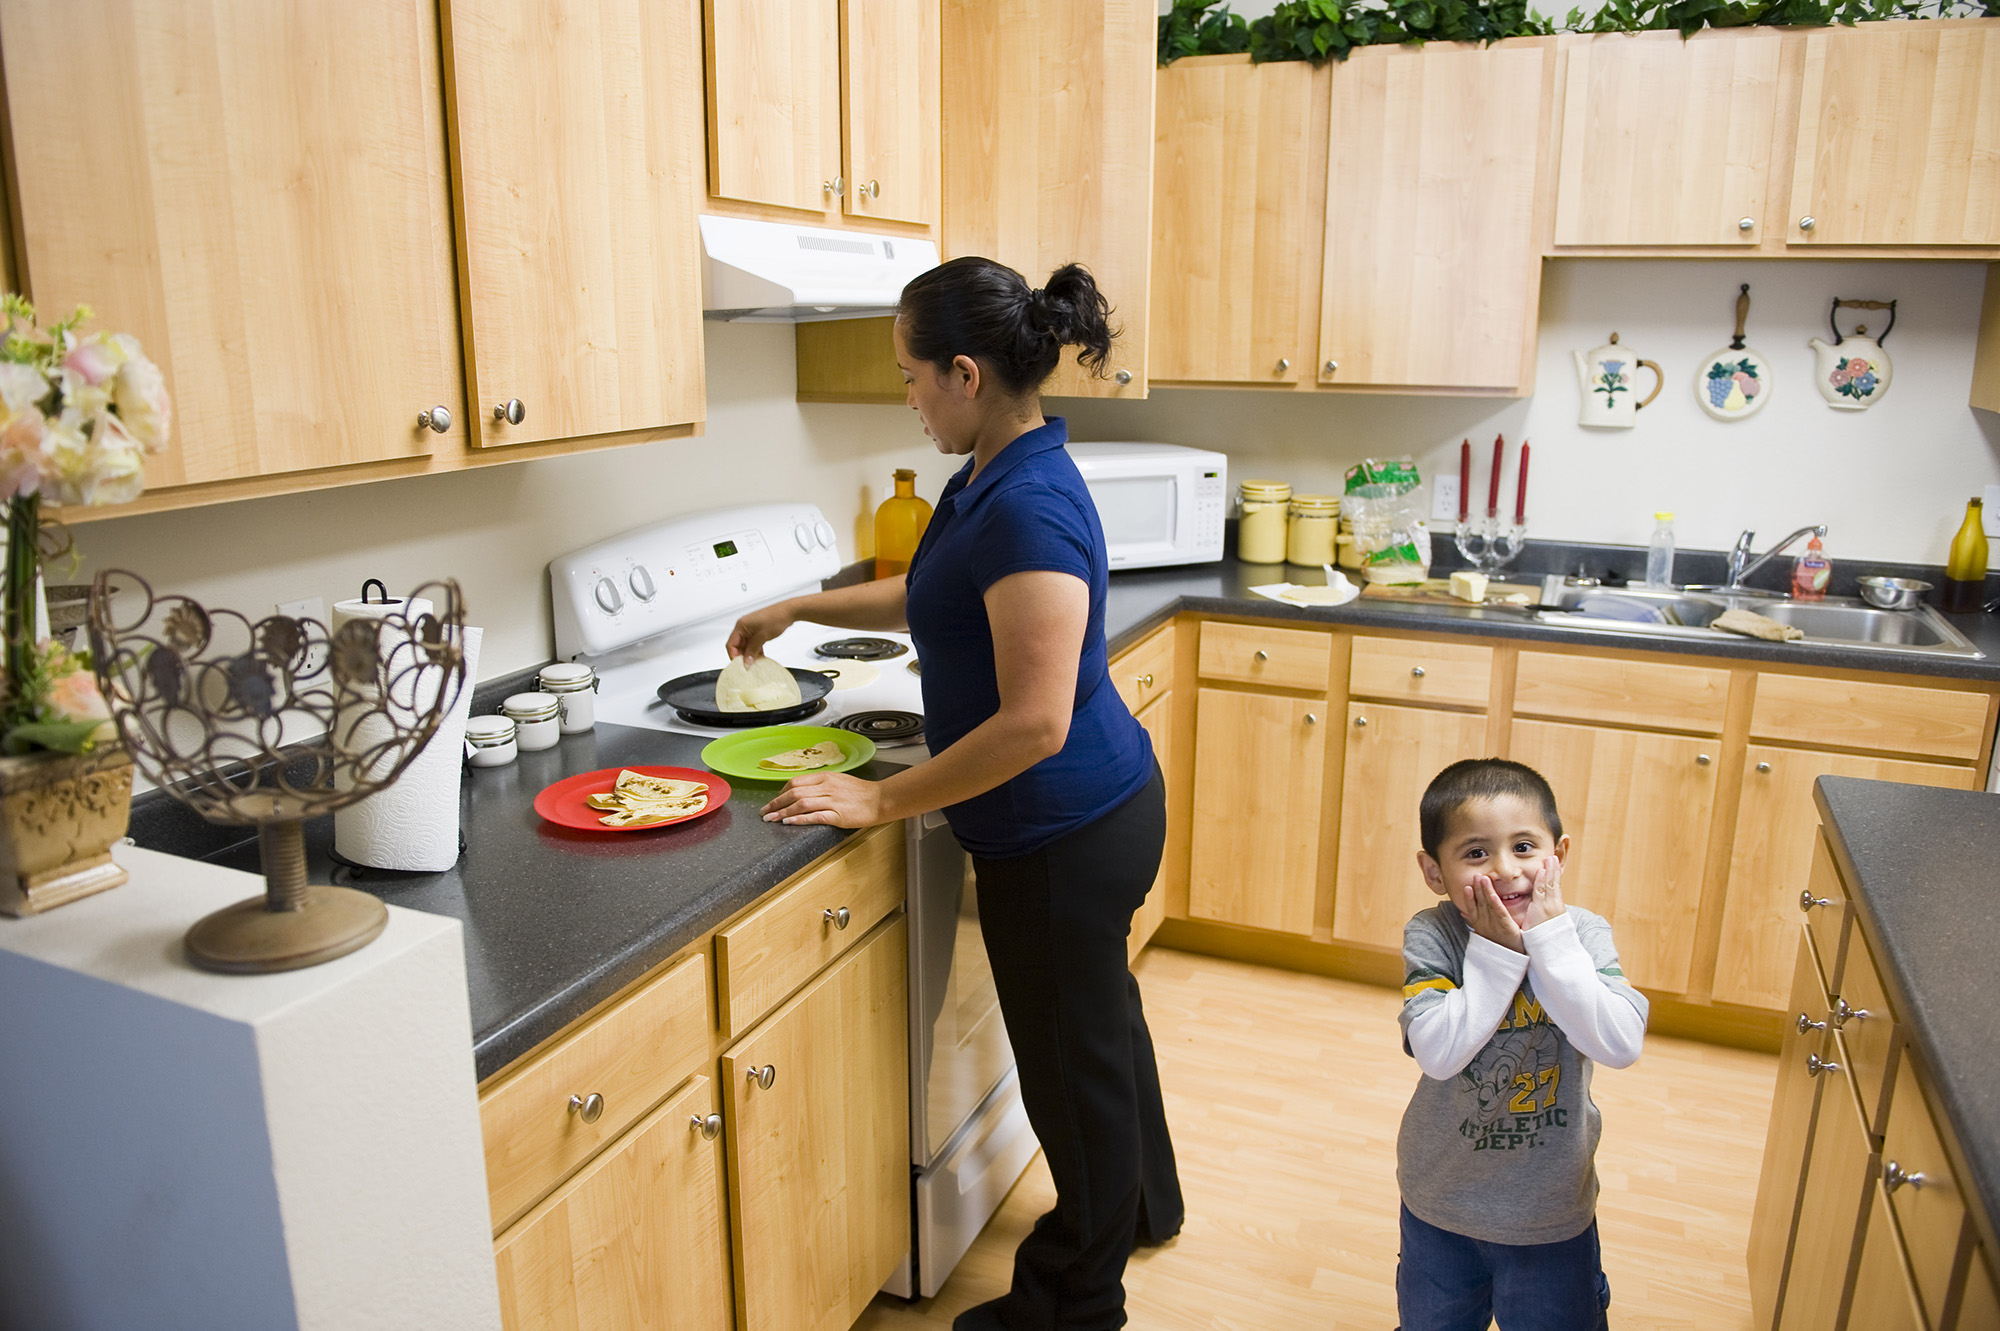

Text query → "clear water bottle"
[1646,512,1675,587]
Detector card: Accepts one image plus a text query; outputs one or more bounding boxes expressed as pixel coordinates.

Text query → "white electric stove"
[548,505,1035,1300]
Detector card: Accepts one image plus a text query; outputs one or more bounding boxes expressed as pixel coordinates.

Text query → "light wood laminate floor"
[856,946,1777,1330]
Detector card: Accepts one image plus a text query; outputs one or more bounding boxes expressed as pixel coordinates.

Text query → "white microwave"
[1068,442,1228,569]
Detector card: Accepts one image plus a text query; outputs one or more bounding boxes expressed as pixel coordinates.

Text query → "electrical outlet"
[1431,476,1461,524]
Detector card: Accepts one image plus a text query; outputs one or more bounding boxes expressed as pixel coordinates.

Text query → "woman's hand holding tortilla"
[761,771,885,828]
[726,604,794,662]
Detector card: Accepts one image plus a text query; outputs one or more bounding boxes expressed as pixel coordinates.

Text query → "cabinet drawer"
[482,950,710,1233]
[1349,635,1493,707]
[1833,923,1899,1140]
[1514,651,1730,732]
[716,823,905,1037]
[1112,625,1175,714]
[1882,1058,1965,1324]
[1197,621,1330,692]
[1751,674,1991,761]
[1802,830,1851,998]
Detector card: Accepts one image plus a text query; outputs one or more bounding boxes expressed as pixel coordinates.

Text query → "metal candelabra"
[87,572,466,973]
[1453,515,1528,579]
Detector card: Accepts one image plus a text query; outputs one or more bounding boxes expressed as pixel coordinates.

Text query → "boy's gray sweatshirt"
[1396,904,1647,1245]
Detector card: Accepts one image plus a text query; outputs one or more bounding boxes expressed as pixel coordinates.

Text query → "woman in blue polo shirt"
[729,256,1181,1330]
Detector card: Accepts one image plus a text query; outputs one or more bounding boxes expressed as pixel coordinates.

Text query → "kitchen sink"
[1528,578,1982,659]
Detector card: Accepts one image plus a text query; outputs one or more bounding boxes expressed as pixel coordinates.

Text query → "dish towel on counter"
[332,597,483,872]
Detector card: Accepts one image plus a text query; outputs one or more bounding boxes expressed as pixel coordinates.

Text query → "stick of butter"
[1448,570,1488,603]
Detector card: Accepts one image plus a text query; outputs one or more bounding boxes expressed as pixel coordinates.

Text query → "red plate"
[533,765,731,833]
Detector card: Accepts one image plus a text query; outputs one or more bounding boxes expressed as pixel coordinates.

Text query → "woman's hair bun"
[897,256,1121,395]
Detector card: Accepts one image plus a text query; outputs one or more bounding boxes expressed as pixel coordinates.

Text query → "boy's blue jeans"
[1395,1203,1612,1331]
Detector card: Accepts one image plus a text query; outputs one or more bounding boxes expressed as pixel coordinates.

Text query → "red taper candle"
[1514,441,1530,526]
[1458,439,1470,523]
[1487,434,1504,517]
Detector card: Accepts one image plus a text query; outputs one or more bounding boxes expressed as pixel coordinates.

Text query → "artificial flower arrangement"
[0,295,171,755]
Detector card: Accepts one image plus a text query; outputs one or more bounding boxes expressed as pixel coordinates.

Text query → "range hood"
[699,214,938,322]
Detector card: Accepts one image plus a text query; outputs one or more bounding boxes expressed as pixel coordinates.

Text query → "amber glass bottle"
[874,469,933,579]
[1944,498,1989,613]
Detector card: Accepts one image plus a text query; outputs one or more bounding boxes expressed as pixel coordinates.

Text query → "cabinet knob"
[1276,357,1291,373]
[568,1092,605,1123]
[1410,666,1426,678]
[859,179,879,199]
[1799,889,1832,913]
[1253,649,1269,662]
[1883,1161,1928,1193]
[1354,715,1369,728]
[690,1113,723,1141]
[416,406,452,433]
[1304,712,1318,725]
[1114,369,1133,386]
[1757,761,1772,773]
[1138,673,1154,688]
[1738,217,1756,231]
[824,176,845,197]
[1832,997,1870,1028]
[1805,1053,1840,1077]
[493,398,525,425]
[1324,359,1339,375]
[1696,753,1712,766]
[1795,1012,1826,1035]
[745,1064,776,1091]
[823,906,851,930]
[1799,215,1817,231]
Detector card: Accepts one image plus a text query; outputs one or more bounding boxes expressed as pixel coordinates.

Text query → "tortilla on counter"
[757,740,846,772]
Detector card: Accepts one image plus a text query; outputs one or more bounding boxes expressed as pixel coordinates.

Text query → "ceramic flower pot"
[0,744,134,916]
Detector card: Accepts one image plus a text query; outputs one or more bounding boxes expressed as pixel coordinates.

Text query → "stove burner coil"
[835,710,925,744]
[815,636,909,661]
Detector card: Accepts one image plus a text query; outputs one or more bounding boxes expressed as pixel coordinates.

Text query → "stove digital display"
[713,539,738,559]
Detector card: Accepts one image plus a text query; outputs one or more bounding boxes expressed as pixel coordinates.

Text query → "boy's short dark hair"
[1419,758,1563,860]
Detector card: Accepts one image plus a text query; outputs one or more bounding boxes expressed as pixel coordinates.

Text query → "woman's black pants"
[964,767,1183,1331]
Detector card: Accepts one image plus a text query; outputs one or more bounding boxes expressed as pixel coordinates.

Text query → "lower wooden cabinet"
[1188,687,1327,935]
[1130,688,1174,960]
[721,915,910,1331]
[1748,933,1833,1328]
[1331,702,1486,949]
[1848,1186,1927,1331]
[1714,747,1974,1010]
[1778,1054,1880,1331]
[496,1075,733,1330]
[1508,719,1719,993]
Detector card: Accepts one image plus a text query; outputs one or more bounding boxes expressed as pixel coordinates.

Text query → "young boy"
[1396,758,1647,1331]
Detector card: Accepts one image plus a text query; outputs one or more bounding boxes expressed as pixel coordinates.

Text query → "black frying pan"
[655,666,835,727]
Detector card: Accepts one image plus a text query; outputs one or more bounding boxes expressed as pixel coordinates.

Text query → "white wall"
[1059,258,2000,564]
[71,322,950,680]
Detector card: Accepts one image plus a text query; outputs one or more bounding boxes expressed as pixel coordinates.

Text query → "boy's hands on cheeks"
[1457,874,1526,954]
[1523,854,1567,930]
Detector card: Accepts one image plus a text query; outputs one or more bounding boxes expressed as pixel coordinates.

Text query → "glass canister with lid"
[1286,494,1341,567]
[501,692,562,752]
[1237,479,1292,564]
[538,662,597,733]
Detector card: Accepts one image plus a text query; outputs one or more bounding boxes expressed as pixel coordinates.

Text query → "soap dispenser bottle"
[1791,533,1830,601]
[874,468,933,580]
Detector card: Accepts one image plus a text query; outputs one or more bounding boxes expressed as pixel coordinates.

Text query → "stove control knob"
[594,577,623,615]
[628,566,657,602]
[813,520,836,549]
[794,524,814,551]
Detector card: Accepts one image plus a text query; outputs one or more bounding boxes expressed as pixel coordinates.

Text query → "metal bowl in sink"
[1856,576,1931,611]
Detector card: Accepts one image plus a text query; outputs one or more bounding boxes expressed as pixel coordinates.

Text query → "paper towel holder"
[87,571,467,974]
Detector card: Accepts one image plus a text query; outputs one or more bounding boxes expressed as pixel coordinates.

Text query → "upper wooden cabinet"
[0,0,464,489]
[1317,39,1556,394]
[705,0,939,227]
[444,0,707,449]
[942,0,1154,397]
[1553,31,1784,247]
[1151,57,1318,385]
[1787,21,2000,247]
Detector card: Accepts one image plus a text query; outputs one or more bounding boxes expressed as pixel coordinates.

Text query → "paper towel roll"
[331,596,435,635]
[334,625,481,872]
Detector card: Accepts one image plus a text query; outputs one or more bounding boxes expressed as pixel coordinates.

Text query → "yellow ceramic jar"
[1286,495,1340,566]
[1237,479,1292,564]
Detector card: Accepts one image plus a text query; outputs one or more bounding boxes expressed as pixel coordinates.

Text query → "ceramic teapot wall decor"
[1809,298,1895,411]
[1572,332,1663,429]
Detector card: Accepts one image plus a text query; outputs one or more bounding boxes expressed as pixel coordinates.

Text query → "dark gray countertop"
[1814,777,2000,1251]
[1100,555,2000,681]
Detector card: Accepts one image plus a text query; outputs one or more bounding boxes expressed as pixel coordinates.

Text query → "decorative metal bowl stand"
[88,572,465,973]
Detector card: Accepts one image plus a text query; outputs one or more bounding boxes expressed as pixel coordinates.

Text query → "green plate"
[699,725,876,782]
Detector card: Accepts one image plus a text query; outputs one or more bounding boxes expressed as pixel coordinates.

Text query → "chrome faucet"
[1726,525,1827,592]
